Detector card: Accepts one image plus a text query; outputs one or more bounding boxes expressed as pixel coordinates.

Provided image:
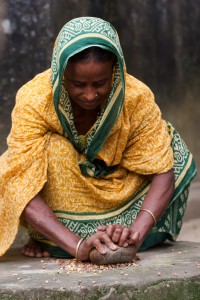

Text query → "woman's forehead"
[65,60,113,80]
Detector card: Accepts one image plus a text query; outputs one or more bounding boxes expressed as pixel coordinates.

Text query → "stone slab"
[0,241,200,299]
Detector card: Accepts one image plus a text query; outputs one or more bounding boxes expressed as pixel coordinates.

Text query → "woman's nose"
[83,87,97,101]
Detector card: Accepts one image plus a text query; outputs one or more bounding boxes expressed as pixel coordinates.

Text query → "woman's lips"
[83,100,99,106]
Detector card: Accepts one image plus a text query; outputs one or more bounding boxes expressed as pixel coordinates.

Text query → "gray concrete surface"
[0,241,200,299]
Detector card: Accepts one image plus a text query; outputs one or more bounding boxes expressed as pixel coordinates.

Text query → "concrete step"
[0,242,200,300]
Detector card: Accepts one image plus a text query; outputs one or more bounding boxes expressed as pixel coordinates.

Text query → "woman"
[0,17,197,261]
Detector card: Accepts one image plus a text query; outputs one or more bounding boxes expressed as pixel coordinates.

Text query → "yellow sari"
[0,17,196,257]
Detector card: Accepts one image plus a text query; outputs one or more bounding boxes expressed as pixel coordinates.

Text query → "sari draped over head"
[51,17,126,177]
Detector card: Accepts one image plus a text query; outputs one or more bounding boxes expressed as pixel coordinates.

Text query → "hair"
[68,46,117,65]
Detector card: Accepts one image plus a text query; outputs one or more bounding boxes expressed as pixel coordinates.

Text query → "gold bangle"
[75,238,84,261]
[140,208,156,226]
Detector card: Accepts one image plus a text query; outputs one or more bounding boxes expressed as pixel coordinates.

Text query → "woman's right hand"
[77,230,119,261]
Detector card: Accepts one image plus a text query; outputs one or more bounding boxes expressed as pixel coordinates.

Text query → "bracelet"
[140,208,157,226]
[75,238,84,261]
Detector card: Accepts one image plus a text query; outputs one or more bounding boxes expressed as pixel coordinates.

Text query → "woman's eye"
[95,80,106,87]
[73,82,85,87]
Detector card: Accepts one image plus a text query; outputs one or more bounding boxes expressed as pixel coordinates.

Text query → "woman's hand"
[97,224,140,249]
[77,230,119,261]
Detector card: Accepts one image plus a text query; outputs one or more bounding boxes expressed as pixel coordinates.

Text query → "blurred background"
[0,0,199,245]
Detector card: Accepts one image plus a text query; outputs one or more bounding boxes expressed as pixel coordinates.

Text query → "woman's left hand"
[97,224,140,249]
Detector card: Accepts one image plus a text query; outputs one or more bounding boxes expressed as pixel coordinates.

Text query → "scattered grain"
[51,258,138,274]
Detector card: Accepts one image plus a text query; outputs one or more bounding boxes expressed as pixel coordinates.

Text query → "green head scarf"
[51,17,125,177]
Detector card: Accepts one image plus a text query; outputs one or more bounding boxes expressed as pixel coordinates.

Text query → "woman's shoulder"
[124,73,155,107]
[16,69,52,107]
[13,69,62,133]
[124,74,157,117]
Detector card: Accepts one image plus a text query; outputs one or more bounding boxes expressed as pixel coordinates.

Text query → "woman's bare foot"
[22,238,51,258]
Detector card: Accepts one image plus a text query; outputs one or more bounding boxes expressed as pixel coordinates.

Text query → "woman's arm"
[98,168,175,250]
[23,194,118,260]
[129,168,175,248]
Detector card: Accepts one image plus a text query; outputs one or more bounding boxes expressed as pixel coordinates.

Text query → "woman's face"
[64,59,114,110]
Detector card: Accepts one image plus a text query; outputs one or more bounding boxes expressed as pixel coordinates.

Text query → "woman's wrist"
[75,238,92,261]
[130,210,156,247]
[139,208,156,226]
[75,238,85,261]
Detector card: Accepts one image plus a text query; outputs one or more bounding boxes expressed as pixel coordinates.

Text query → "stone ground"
[0,242,200,299]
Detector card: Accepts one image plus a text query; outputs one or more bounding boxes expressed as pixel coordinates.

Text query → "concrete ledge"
[0,241,200,300]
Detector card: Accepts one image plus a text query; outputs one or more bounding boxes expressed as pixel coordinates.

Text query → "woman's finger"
[118,227,130,247]
[111,226,124,244]
[102,237,119,251]
[105,224,117,237]
[98,232,118,251]
[92,239,107,254]
[128,231,140,245]
[97,225,106,231]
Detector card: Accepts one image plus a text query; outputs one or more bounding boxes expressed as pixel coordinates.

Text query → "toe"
[21,238,51,258]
